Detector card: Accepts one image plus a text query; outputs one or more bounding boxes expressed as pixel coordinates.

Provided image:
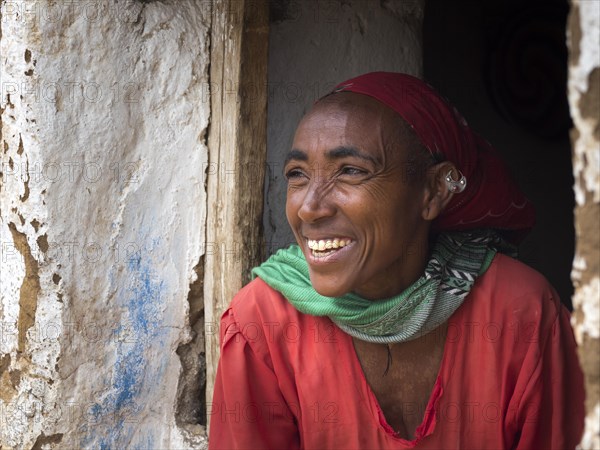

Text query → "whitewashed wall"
[568,2,600,449]
[1,1,210,448]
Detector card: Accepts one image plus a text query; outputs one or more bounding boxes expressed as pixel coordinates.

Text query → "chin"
[309,275,350,298]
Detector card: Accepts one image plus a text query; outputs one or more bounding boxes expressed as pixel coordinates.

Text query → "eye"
[340,166,367,176]
[285,168,307,181]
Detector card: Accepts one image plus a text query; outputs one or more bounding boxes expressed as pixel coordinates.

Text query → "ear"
[421,162,458,221]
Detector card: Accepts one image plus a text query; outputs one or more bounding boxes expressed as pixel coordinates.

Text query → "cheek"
[348,180,409,219]
[361,181,393,200]
[285,191,301,226]
[366,191,424,238]
[336,184,381,213]
[285,199,295,226]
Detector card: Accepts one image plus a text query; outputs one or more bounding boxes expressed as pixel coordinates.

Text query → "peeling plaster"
[579,402,600,450]
[571,254,587,282]
[8,222,40,354]
[570,2,600,94]
[571,113,600,205]
[0,354,16,403]
[1,0,210,447]
[0,219,25,356]
[31,433,64,450]
[572,276,600,341]
[568,2,600,449]
[568,1,600,205]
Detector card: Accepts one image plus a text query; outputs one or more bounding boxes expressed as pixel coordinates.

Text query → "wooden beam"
[204,0,269,431]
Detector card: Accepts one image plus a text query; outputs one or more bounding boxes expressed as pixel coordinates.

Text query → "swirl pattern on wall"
[484,3,570,139]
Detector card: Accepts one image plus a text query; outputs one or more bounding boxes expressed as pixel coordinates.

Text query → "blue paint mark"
[82,236,169,448]
[133,434,155,450]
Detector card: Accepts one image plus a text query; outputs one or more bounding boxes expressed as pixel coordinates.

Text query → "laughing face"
[285,93,449,300]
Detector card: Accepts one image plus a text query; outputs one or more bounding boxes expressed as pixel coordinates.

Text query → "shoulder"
[228,277,304,325]
[488,253,556,297]
[462,253,564,330]
[220,278,312,350]
[450,253,577,387]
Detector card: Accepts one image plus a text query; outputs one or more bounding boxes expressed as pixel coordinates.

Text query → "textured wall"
[264,0,426,251]
[567,1,600,449]
[1,1,209,448]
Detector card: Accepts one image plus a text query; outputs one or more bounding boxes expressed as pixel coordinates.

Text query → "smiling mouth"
[307,238,353,258]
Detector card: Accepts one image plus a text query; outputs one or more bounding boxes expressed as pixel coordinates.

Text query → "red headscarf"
[331,72,535,235]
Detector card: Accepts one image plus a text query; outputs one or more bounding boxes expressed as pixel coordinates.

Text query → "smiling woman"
[284,92,441,300]
[208,73,585,449]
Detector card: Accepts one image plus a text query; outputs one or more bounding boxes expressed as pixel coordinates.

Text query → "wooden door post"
[204,0,269,430]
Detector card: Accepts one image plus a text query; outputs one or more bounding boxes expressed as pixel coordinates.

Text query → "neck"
[353,236,431,300]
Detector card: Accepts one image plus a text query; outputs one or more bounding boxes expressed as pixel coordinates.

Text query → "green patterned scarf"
[252,231,510,343]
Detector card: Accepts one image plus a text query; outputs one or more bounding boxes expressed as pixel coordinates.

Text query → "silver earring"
[445,170,467,193]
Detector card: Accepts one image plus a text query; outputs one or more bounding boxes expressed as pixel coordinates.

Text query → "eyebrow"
[284,149,308,166]
[284,146,377,166]
[326,146,377,164]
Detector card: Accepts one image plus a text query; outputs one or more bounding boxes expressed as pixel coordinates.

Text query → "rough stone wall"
[264,0,426,251]
[567,1,600,449]
[1,1,210,448]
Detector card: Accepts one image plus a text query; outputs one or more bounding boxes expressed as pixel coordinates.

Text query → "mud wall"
[1,1,210,447]
[567,1,600,448]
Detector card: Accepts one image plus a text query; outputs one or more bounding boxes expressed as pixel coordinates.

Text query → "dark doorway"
[424,0,574,308]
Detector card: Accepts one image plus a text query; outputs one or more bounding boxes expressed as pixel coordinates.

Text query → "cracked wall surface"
[1,0,210,448]
[567,1,600,449]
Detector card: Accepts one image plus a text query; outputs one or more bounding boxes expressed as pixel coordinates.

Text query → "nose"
[297,179,336,224]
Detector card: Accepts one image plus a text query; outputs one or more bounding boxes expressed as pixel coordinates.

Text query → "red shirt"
[209,254,585,449]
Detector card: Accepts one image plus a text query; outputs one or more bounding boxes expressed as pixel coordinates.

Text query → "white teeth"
[307,238,352,252]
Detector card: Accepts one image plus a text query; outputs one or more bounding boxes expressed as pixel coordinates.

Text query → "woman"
[209,72,585,449]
